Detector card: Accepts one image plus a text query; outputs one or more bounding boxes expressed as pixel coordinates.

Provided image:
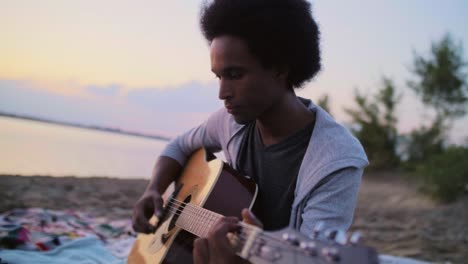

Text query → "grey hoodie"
[161,98,368,235]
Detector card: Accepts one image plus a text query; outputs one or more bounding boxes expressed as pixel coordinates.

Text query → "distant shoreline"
[0,111,171,142]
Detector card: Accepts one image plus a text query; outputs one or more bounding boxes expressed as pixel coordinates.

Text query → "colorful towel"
[0,208,135,263]
[0,236,125,264]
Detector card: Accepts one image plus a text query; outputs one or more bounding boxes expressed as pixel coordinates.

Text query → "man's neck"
[256,92,315,147]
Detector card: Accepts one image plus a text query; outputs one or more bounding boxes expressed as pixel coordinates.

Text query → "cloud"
[86,84,122,97]
[0,79,124,126]
[126,81,222,112]
[0,78,222,135]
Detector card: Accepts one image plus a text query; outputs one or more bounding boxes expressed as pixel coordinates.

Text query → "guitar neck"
[173,200,261,258]
[174,200,223,238]
[174,205,378,264]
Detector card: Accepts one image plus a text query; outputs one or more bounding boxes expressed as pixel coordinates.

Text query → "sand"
[1,172,466,263]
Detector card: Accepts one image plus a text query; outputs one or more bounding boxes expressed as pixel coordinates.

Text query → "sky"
[1,0,467,142]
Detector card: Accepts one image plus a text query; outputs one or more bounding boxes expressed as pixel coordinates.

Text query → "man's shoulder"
[307,103,368,166]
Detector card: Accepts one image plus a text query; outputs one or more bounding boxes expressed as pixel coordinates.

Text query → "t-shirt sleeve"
[160,108,225,166]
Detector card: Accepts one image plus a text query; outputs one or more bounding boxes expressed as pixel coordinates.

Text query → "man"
[132,0,368,263]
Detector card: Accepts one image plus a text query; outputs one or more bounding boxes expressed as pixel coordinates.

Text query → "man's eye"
[227,70,243,79]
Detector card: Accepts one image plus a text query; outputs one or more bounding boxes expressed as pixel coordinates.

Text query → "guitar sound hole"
[168,195,191,231]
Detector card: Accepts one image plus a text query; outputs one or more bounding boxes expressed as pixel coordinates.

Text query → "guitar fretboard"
[174,200,224,237]
[173,199,259,259]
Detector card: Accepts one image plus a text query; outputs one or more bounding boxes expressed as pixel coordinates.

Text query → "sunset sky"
[1,0,467,142]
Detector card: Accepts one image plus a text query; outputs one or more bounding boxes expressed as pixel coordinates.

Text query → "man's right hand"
[132,189,164,234]
[131,156,183,234]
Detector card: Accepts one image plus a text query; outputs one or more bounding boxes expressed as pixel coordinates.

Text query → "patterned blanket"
[0,208,135,261]
[0,208,431,264]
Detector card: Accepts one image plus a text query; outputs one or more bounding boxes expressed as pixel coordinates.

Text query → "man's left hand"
[193,209,262,264]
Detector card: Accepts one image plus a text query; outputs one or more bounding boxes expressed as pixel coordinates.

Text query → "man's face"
[210,35,287,124]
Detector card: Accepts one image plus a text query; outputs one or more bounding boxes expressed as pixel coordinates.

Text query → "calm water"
[0,116,168,179]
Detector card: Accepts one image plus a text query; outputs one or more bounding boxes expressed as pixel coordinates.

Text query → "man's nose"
[218,79,233,100]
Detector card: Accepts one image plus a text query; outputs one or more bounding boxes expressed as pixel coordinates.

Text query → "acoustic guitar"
[127,148,378,264]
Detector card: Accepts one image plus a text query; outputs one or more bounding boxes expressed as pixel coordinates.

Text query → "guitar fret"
[196,207,203,236]
[204,210,210,237]
[201,210,208,237]
[189,209,195,235]
[203,210,210,235]
[193,207,199,235]
[196,208,202,236]
[201,209,207,235]
[204,209,212,236]
[205,212,212,237]
[194,211,200,236]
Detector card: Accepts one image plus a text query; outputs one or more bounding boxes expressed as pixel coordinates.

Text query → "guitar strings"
[159,202,324,264]
[161,205,256,246]
[161,205,311,258]
[165,197,294,245]
[165,196,335,256]
[163,205,287,250]
[161,197,312,253]
[149,199,320,264]
[164,198,334,260]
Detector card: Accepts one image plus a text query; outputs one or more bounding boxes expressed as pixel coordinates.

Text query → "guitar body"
[128,149,257,264]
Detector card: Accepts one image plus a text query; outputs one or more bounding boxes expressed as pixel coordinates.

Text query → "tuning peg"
[334,230,347,245]
[349,231,363,245]
[282,232,300,246]
[312,221,324,239]
[258,246,282,261]
[324,229,337,240]
[300,241,318,256]
[322,247,340,262]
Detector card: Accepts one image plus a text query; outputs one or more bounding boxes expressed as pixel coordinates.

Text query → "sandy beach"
[1,172,466,263]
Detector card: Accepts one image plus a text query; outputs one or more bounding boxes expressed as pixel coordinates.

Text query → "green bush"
[415,146,468,202]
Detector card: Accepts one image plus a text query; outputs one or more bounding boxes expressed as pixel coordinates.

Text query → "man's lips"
[225,104,240,114]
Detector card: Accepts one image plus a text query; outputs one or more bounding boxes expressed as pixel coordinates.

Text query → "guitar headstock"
[238,224,379,264]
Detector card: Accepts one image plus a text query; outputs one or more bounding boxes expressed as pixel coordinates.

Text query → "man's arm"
[132,108,226,234]
[299,167,363,235]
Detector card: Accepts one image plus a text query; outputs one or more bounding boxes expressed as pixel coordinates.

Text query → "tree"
[404,118,445,163]
[416,145,468,202]
[345,78,401,169]
[406,33,468,162]
[408,33,467,120]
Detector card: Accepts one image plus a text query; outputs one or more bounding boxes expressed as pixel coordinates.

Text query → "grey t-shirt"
[237,120,315,230]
